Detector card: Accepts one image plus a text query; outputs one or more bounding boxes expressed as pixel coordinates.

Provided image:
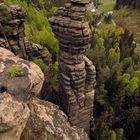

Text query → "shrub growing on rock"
[7,64,22,77]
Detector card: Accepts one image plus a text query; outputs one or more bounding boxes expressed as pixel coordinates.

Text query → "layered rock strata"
[49,0,96,132]
[0,2,53,100]
[0,3,51,65]
[0,3,27,58]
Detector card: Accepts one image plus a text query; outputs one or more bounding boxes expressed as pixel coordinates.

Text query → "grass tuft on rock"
[7,64,22,77]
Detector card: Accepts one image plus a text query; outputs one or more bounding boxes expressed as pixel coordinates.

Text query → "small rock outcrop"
[0,93,30,140]
[49,0,96,132]
[0,47,44,101]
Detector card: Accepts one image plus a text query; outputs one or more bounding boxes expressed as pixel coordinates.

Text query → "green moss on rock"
[33,58,49,75]
[7,64,22,77]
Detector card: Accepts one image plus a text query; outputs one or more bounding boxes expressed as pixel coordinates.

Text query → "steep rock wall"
[0,3,91,139]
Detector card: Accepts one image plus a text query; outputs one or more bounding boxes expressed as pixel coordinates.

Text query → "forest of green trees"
[87,24,140,140]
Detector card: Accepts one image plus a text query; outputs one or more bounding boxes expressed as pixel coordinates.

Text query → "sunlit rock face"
[49,0,96,133]
[0,93,30,140]
[0,47,44,101]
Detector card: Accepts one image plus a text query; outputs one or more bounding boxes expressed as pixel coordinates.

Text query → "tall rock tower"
[49,0,96,133]
[0,4,27,59]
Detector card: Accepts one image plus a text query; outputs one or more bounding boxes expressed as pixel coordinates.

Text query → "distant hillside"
[99,0,140,43]
[113,7,140,43]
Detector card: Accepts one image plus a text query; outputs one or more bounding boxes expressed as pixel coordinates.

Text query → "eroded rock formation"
[49,0,96,132]
[0,3,51,64]
[0,1,95,139]
[0,3,27,58]
[0,2,53,100]
[0,45,89,140]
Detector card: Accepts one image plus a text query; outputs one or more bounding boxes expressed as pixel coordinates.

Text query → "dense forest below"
[0,0,140,140]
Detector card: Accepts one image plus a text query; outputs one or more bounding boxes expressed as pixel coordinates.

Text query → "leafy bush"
[7,64,22,77]
[116,128,124,140]
[109,130,117,140]
[50,61,59,88]
[33,58,49,75]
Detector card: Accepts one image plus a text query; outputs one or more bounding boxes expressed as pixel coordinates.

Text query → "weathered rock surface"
[0,47,44,101]
[0,3,51,65]
[25,98,89,140]
[0,93,30,140]
[49,0,96,133]
[0,47,89,140]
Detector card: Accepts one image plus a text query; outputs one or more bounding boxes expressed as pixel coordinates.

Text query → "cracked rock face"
[26,98,89,140]
[49,0,96,132]
[0,93,30,140]
[0,47,44,101]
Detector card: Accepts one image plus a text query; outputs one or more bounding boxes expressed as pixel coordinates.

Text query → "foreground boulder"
[25,98,89,140]
[0,93,30,140]
[0,48,89,140]
[0,47,44,101]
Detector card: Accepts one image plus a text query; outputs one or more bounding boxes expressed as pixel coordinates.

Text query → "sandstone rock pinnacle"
[49,0,96,133]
